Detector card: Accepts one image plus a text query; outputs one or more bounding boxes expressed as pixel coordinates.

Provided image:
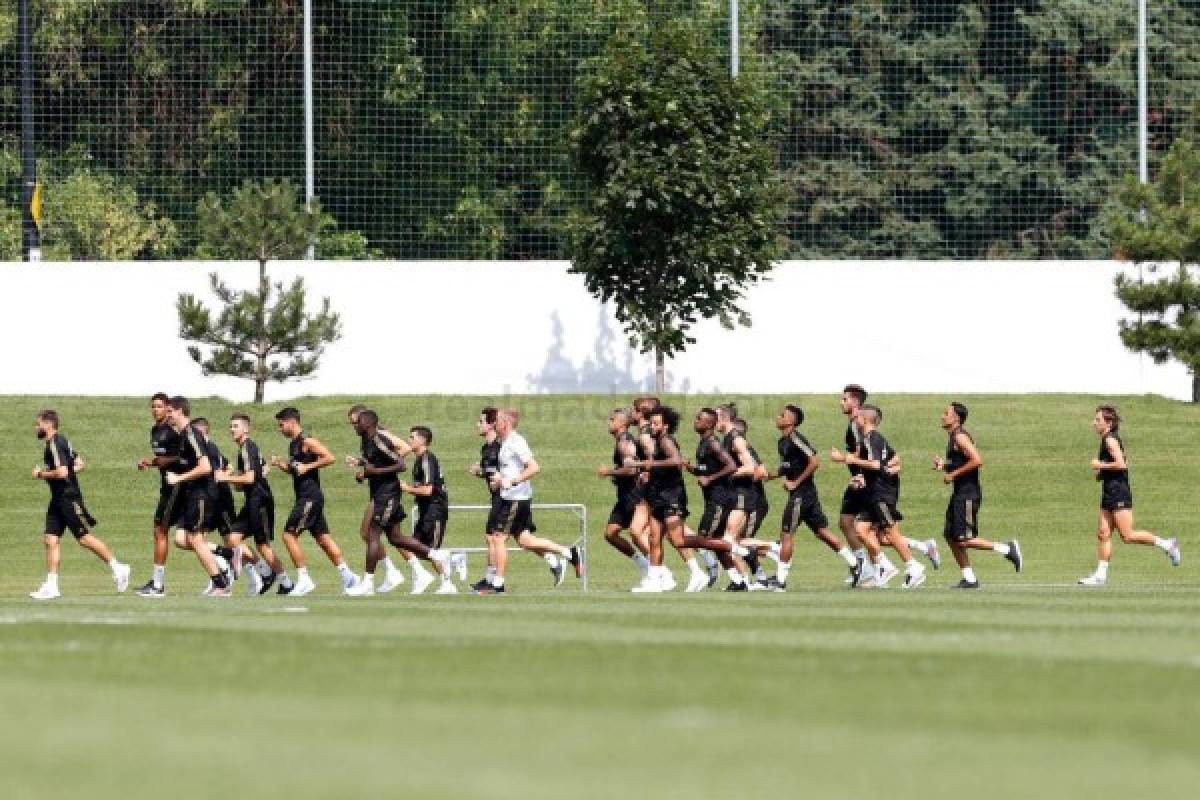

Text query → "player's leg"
[1112,509,1179,565]
[31,522,64,599]
[1080,511,1114,586]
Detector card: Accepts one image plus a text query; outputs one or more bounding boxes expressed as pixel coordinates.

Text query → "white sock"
[361,571,375,585]
[298,567,311,580]
[632,551,649,569]
[881,556,897,572]
[992,542,1011,556]
[411,559,432,578]
[701,550,719,568]
[486,565,497,581]
[1096,560,1109,578]
[543,552,560,568]
[685,557,703,577]
[777,561,792,583]
[906,538,929,556]
[1154,537,1170,551]
[860,559,877,579]
[492,575,505,588]
[279,572,293,589]
[726,566,745,584]
[904,558,920,571]
[152,564,165,588]
[382,557,399,574]
[107,557,120,570]
[336,563,354,579]
[837,546,857,566]
[256,559,272,577]
[46,573,59,589]
[962,566,977,582]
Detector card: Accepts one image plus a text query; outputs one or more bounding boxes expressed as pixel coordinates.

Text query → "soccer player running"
[162,397,232,596]
[714,404,760,583]
[346,404,407,591]
[469,407,504,592]
[631,406,748,593]
[29,410,130,600]
[683,408,741,592]
[839,405,926,588]
[193,417,240,585]
[476,409,582,594]
[399,425,459,594]
[345,410,453,596]
[1079,405,1180,586]
[214,414,291,596]
[135,392,182,598]
[270,407,359,596]
[933,402,1021,588]
[596,407,652,581]
[764,404,858,590]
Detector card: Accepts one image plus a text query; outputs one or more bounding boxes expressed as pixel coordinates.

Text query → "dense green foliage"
[1,394,1198,799]
[1109,137,1200,401]
[178,179,342,403]
[568,20,785,385]
[1,1,1198,260]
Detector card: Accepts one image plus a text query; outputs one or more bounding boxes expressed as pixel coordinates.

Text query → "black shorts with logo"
[232,493,275,545]
[782,488,828,534]
[748,490,769,536]
[858,496,903,529]
[211,484,237,536]
[491,498,534,537]
[154,485,186,528]
[698,498,730,537]
[608,491,639,529]
[1101,483,1133,512]
[840,485,867,517]
[370,491,407,534]
[45,493,91,539]
[180,487,214,533]
[285,493,330,536]
[414,506,448,548]
[944,491,981,542]
[648,486,688,523]
[724,487,755,515]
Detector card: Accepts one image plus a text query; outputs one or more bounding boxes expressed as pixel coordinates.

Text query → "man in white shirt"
[475,409,583,593]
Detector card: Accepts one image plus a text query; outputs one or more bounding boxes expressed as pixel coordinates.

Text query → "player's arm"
[35,440,70,480]
[699,441,738,487]
[506,453,540,487]
[942,433,982,483]
[300,437,336,472]
[732,437,758,477]
[1092,436,1127,471]
[637,437,683,470]
[403,455,438,497]
[599,439,639,478]
[845,438,883,472]
[139,450,179,470]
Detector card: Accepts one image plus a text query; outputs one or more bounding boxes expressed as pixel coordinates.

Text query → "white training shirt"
[498,431,534,501]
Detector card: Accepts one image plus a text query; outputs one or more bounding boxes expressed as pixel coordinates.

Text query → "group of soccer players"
[25,386,1181,599]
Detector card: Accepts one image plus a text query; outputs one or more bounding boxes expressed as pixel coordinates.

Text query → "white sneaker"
[339,570,359,590]
[876,564,899,588]
[30,582,61,600]
[344,577,375,596]
[410,569,435,595]
[112,563,131,593]
[685,571,708,592]
[377,570,405,594]
[434,579,458,595]
[660,570,677,591]
[748,580,770,592]
[452,552,469,581]
[926,540,941,570]
[631,574,663,593]
[244,566,263,597]
[291,575,317,596]
[1165,538,1181,567]
[902,565,927,589]
[1078,573,1107,587]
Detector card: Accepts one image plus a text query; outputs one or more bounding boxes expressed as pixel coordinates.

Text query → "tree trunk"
[655,346,665,394]
[1193,371,1200,403]
[255,257,269,405]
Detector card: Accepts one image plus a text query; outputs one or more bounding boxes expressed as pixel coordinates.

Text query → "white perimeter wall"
[0,260,1187,401]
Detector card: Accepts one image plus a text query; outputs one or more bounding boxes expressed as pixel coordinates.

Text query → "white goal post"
[410,503,589,592]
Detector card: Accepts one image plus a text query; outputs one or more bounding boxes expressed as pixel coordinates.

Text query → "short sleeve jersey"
[694,434,732,502]
[778,431,818,490]
[361,430,405,497]
[612,432,639,497]
[480,439,502,498]
[861,430,899,505]
[204,439,228,494]
[945,429,981,496]
[647,434,685,494]
[152,422,183,490]
[723,430,756,490]
[498,432,534,501]
[845,423,863,477]
[177,425,210,494]
[412,450,448,514]
[288,433,322,497]
[43,434,79,500]
[237,438,272,498]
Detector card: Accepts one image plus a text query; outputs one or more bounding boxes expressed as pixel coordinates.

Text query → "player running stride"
[135,392,181,598]
[1078,405,1180,586]
[933,402,1021,588]
[597,408,652,581]
[29,410,130,600]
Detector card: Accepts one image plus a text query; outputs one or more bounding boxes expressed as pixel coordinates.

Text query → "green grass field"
[1,394,1198,800]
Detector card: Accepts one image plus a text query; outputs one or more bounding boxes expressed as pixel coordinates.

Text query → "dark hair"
[650,405,680,434]
[410,425,433,444]
[192,417,210,431]
[634,396,659,414]
[863,403,883,423]
[784,403,804,425]
[697,407,717,423]
[1096,404,1121,432]
[168,396,191,416]
[37,409,59,427]
[843,384,867,405]
[358,410,379,428]
[480,407,498,425]
[348,403,367,419]
[733,418,748,434]
[151,392,169,404]
[950,402,969,424]
[717,402,738,421]
[275,407,301,422]
[230,413,251,426]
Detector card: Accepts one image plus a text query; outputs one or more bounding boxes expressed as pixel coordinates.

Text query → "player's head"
[716,403,738,431]
[230,413,251,441]
[733,418,748,435]
[649,405,680,436]
[632,396,659,422]
[167,396,191,428]
[478,407,498,436]
[274,406,301,437]
[354,409,379,436]
[35,409,58,439]
[943,402,967,430]
[777,403,804,430]
[1094,404,1120,434]
[347,403,368,426]
[608,408,631,434]
[193,417,211,436]
[693,407,717,434]
[496,408,519,437]
[857,405,881,430]
[409,426,433,452]
[842,384,867,414]
[150,392,170,423]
